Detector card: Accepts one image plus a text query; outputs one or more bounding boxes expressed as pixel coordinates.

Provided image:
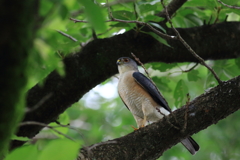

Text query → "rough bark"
[10,21,240,150]
[78,76,240,160]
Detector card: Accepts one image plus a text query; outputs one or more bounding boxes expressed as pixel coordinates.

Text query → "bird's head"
[116,57,138,74]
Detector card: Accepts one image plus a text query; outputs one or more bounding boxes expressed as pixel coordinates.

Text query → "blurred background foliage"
[6,0,240,159]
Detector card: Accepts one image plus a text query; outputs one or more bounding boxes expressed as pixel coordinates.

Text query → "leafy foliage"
[4,0,240,159]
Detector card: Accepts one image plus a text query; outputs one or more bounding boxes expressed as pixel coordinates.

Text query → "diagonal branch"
[56,30,78,42]
[77,76,240,159]
[161,0,222,84]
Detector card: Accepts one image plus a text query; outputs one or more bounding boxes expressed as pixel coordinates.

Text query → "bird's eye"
[124,59,129,62]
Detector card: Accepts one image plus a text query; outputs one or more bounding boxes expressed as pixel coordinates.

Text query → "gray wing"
[132,72,171,112]
[133,72,200,154]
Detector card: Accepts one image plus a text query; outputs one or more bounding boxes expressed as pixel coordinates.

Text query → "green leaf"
[11,135,30,141]
[78,0,106,32]
[49,111,70,138]
[5,145,39,160]
[220,0,239,5]
[235,57,240,69]
[59,4,68,19]
[152,77,171,92]
[110,22,130,28]
[184,14,203,26]
[183,0,217,9]
[187,70,201,81]
[212,59,239,80]
[150,62,177,72]
[111,10,136,28]
[111,10,134,20]
[148,22,166,33]
[37,139,81,160]
[174,80,188,107]
[144,15,164,22]
[138,4,157,13]
[142,31,170,47]
[205,72,218,89]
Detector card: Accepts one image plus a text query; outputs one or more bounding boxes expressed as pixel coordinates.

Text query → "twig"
[57,30,78,42]
[182,63,198,72]
[69,18,89,23]
[113,75,119,79]
[217,0,240,9]
[213,7,221,24]
[92,29,97,40]
[19,121,75,141]
[157,0,187,19]
[165,116,180,130]
[96,27,114,36]
[25,93,53,113]
[131,53,150,78]
[167,63,198,75]
[208,15,213,25]
[160,0,222,84]
[53,121,79,133]
[70,15,176,40]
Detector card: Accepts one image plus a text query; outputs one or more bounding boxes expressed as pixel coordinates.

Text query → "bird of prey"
[116,57,199,155]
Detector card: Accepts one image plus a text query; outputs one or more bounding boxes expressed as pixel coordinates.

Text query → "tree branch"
[217,0,240,10]
[157,0,188,19]
[77,76,240,159]
[10,22,240,150]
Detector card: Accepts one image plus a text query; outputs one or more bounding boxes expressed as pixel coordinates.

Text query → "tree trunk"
[0,0,38,157]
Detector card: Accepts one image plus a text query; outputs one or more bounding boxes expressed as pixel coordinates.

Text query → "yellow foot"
[131,125,139,131]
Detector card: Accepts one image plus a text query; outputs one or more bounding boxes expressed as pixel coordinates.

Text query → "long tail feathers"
[181,137,200,155]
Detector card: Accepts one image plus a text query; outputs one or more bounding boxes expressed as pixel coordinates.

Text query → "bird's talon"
[131,125,139,131]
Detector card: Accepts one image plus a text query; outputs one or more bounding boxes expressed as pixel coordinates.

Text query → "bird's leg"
[132,115,145,130]
[140,106,147,128]
[140,115,147,128]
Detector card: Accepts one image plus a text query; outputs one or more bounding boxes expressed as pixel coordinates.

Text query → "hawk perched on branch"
[116,57,199,155]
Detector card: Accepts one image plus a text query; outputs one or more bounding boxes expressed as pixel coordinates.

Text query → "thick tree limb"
[11,22,240,149]
[78,76,240,160]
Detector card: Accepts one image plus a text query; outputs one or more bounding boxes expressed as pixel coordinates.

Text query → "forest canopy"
[1,0,240,160]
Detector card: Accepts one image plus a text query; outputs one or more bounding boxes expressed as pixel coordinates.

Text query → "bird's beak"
[116,59,122,65]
